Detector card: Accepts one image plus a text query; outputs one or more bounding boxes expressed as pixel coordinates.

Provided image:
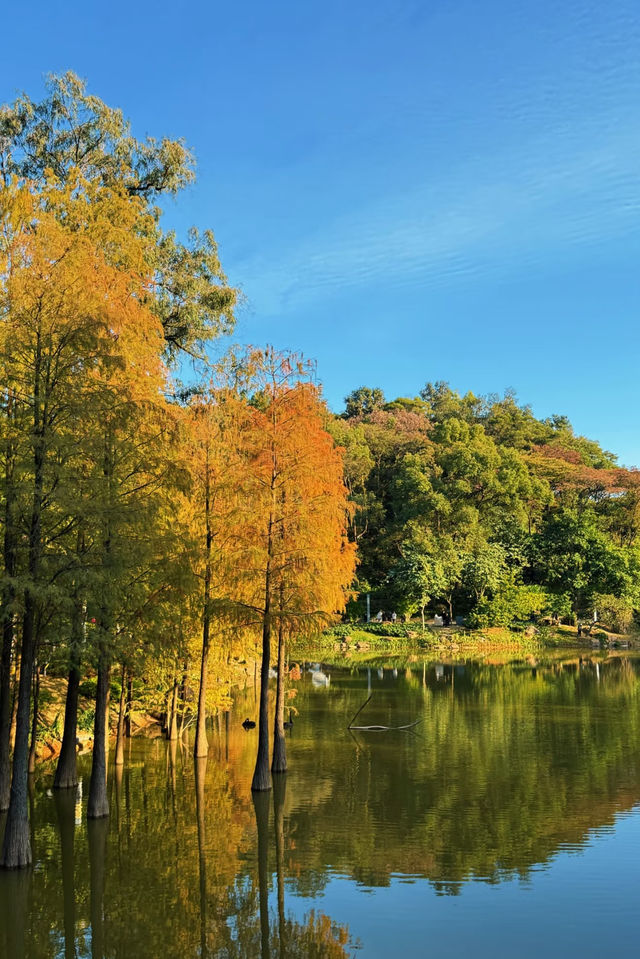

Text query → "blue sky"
[2,1,639,463]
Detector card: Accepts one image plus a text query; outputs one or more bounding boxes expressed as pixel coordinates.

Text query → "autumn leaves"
[0,75,355,868]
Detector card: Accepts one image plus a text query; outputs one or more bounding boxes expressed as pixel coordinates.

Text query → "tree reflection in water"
[3,655,640,956]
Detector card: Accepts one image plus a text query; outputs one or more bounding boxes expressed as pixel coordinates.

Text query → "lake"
[2,653,640,958]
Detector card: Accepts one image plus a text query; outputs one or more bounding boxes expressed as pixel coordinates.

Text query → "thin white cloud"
[237,117,640,314]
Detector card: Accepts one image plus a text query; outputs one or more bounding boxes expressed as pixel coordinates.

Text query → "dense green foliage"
[333,384,640,630]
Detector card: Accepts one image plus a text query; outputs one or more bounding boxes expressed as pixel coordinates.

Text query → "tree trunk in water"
[252,613,272,792]
[27,661,40,775]
[114,665,126,766]
[167,675,179,742]
[0,611,14,811]
[1,595,37,868]
[88,661,110,819]
[253,789,271,959]
[271,622,287,775]
[2,308,46,868]
[194,636,210,759]
[0,393,17,814]
[252,474,276,793]
[54,668,80,789]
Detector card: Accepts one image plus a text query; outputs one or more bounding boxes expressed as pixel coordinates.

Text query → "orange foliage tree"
[222,349,356,791]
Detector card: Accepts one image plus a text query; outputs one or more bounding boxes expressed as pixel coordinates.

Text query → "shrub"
[323,622,430,640]
[359,623,423,638]
[593,594,634,634]
[78,678,97,699]
[467,585,551,629]
[324,624,354,639]
[78,708,95,733]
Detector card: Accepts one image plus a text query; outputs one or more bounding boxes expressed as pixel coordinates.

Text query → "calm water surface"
[2,654,640,958]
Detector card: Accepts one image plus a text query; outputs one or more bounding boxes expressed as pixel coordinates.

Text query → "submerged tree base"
[0,811,31,869]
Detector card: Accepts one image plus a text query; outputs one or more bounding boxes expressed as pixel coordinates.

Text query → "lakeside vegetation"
[1,73,640,876]
[333,385,640,634]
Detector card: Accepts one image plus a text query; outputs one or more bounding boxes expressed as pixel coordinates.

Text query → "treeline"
[0,75,354,868]
[332,384,640,630]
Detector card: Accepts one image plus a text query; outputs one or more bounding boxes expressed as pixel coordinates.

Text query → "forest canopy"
[334,383,640,630]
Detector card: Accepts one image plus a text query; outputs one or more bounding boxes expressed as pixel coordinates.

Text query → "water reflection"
[195,757,208,959]
[3,655,640,956]
[252,790,271,959]
[53,789,76,959]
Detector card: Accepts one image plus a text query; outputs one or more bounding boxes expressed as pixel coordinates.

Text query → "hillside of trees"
[332,384,640,631]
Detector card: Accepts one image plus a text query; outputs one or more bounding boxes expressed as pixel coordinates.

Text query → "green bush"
[323,624,354,639]
[78,678,97,699]
[77,708,95,733]
[593,594,634,634]
[547,592,573,619]
[360,623,426,637]
[467,585,551,629]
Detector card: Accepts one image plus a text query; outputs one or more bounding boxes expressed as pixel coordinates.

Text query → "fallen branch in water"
[347,693,422,731]
[350,719,423,731]
[347,693,373,728]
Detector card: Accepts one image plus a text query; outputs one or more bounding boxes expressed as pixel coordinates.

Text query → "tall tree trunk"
[271,618,287,775]
[27,660,40,775]
[2,334,46,867]
[1,594,38,868]
[194,454,212,759]
[167,674,179,742]
[0,390,18,812]
[55,668,80,790]
[9,662,19,750]
[178,661,188,740]
[114,664,126,766]
[252,473,276,792]
[194,632,210,758]
[55,596,84,790]
[124,670,133,738]
[114,763,123,832]
[252,608,272,792]
[88,660,110,819]
[0,610,14,811]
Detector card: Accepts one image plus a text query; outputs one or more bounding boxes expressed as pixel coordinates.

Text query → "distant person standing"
[391,611,397,623]
[376,609,383,622]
